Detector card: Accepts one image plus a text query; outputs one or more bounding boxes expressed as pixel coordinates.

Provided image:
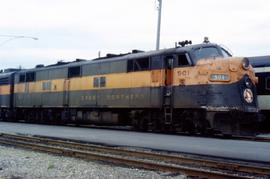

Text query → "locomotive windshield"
[194,47,221,61]
[220,48,232,58]
[192,46,232,64]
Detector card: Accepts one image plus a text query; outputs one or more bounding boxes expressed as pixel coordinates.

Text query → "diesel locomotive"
[0,41,259,135]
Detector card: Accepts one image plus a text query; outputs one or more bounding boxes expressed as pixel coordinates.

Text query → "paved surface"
[0,122,270,163]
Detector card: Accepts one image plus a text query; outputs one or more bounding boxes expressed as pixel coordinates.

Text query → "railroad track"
[0,133,269,178]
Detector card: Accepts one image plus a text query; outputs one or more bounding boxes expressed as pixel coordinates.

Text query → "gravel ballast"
[0,145,185,179]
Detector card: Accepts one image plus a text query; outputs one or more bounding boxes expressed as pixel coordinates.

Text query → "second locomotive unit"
[0,41,258,135]
[248,55,270,130]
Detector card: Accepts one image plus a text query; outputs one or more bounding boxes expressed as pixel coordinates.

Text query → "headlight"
[243,88,253,103]
[242,58,250,70]
[209,74,230,81]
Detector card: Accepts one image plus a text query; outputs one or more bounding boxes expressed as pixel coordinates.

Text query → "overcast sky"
[0,0,270,69]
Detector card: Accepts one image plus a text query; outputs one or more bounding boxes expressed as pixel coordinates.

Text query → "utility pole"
[156,0,162,50]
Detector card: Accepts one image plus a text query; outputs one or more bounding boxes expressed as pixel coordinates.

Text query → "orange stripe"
[0,85,10,95]
[14,59,256,94]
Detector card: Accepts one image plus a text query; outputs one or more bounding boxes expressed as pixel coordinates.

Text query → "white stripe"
[254,67,270,73]
[258,95,270,110]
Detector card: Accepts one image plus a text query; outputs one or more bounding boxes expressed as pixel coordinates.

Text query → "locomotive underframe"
[0,106,258,135]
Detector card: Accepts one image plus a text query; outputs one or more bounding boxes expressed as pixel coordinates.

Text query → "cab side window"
[176,53,191,67]
[127,57,150,72]
[134,58,149,71]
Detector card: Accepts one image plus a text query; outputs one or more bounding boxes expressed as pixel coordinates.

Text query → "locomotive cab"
[170,43,258,134]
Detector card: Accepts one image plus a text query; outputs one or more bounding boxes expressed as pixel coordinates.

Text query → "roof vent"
[106,53,118,58]
[36,64,44,68]
[75,59,86,62]
[4,68,21,73]
[132,49,144,53]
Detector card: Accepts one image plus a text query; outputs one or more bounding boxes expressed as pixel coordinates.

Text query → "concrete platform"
[0,122,270,163]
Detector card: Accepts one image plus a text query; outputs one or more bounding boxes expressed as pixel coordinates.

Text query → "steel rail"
[231,135,270,143]
[1,133,269,176]
[0,133,269,178]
